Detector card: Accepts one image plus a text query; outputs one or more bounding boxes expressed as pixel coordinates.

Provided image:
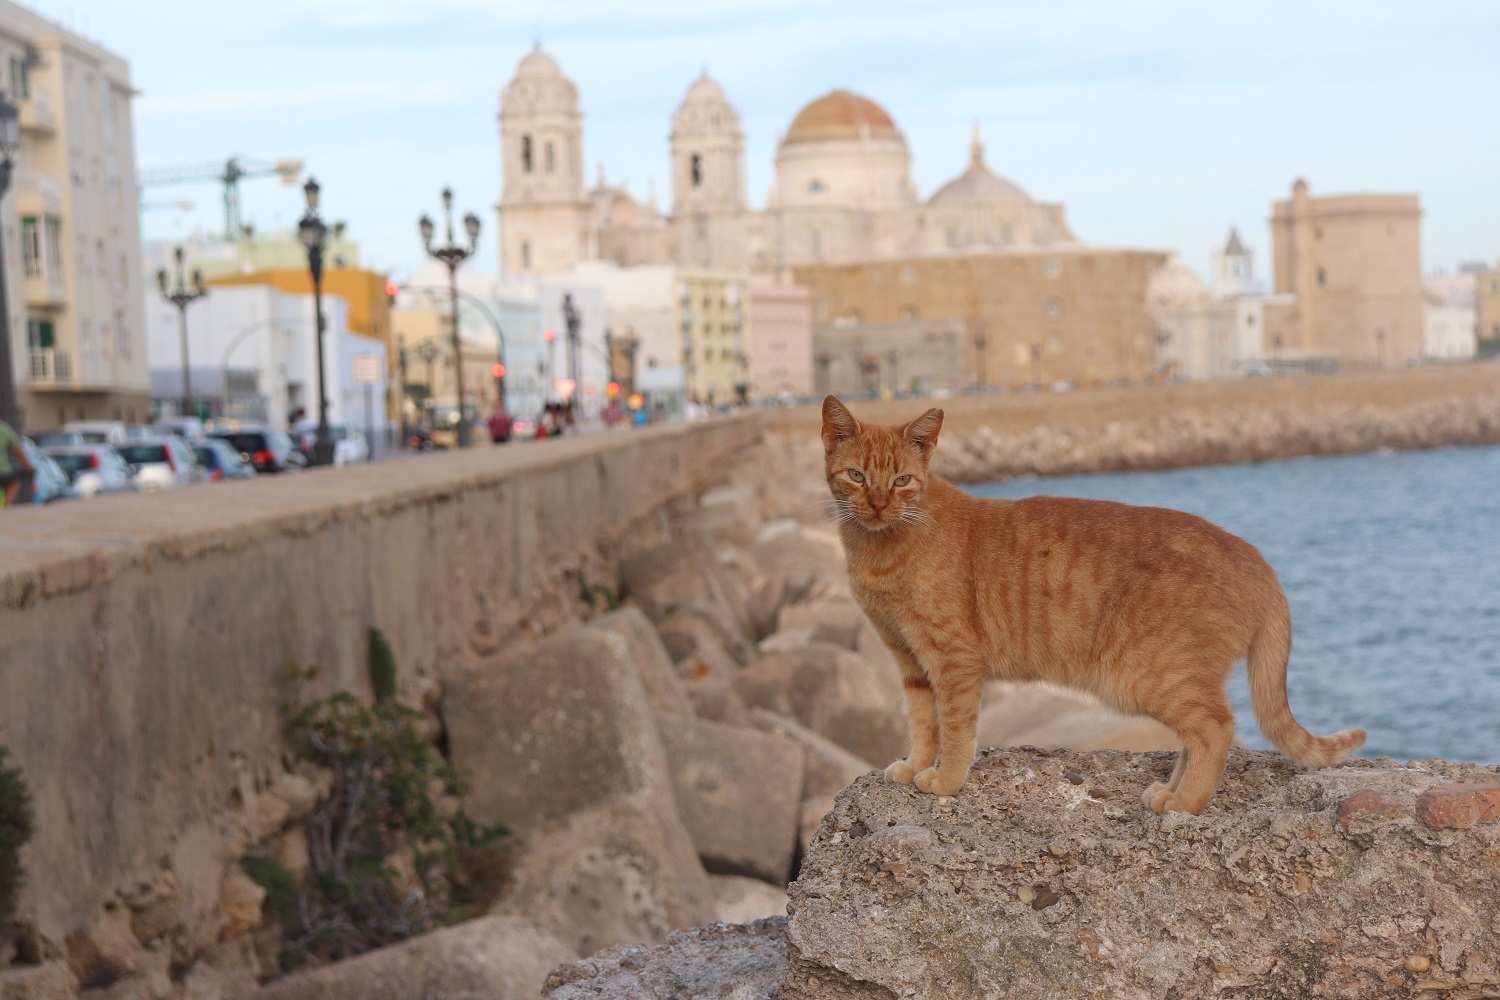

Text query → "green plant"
[367,628,397,704]
[0,746,35,928]
[239,855,300,930]
[275,658,511,968]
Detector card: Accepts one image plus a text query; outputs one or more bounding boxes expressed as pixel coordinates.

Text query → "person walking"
[0,417,34,509]
[486,403,513,445]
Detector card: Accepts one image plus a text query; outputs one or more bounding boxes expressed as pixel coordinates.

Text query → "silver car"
[44,444,136,498]
[117,436,204,491]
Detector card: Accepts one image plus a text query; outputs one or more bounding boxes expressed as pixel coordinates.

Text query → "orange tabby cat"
[821,395,1366,815]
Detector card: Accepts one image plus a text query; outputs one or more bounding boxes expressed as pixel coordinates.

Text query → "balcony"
[13,169,62,217]
[28,347,71,385]
[23,269,67,308]
[19,86,56,134]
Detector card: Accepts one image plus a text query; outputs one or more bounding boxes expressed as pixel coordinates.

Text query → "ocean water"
[966,445,1500,765]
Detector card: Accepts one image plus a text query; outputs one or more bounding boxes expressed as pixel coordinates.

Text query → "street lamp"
[420,187,481,448]
[297,176,334,466]
[0,92,20,431]
[156,246,209,419]
[562,291,581,423]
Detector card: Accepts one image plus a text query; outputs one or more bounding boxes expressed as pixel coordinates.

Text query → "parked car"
[294,420,370,466]
[209,425,300,474]
[153,417,207,440]
[116,436,203,491]
[427,405,480,450]
[44,444,136,498]
[13,438,76,504]
[61,419,129,445]
[31,430,87,448]
[191,439,257,482]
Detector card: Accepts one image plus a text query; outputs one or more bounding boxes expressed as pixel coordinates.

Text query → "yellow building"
[1269,179,1423,367]
[1477,264,1500,351]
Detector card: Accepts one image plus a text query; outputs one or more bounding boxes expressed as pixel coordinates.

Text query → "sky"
[34,0,1500,285]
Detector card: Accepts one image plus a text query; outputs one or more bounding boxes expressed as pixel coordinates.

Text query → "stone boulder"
[708,875,788,925]
[979,681,1181,753]
[785,747,1500,999]
[663,718,805,884]
[732,641,907,766]
[243,915,575,1000]
[747,708,876,849]
[444,627,714,955]
[587,605,694,727]
[542,918,789,1000]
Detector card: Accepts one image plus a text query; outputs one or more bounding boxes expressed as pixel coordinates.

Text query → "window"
[20,217,41,278]
[900,306,919,322]
[521,135,533,172]
[808,179,825,194]
[690,154,703,188]
[1045,258,1061,278]
[1044,298,1062,320]
[1317,267,1326,287]
[8,56,28,99]
[115,311,130,358]
[27,317,55,348]
[45,217,62,273]
[520,241,531,270]
[545,142,555,173]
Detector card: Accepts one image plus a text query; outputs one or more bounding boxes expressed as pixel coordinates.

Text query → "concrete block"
[587,605,694,725]
[663,718,805,884]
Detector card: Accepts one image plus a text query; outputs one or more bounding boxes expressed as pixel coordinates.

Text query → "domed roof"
[784,89,900,144]
[681,71,730,107]
[515,44,564,80]
[927,129,1031,207]
[1147,257,1211,308]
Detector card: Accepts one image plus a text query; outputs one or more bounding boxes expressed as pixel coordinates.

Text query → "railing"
[28,347,71,383]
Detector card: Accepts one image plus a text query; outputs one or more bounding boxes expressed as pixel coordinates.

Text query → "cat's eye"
[847,469,865,483]
[894,475,912,486]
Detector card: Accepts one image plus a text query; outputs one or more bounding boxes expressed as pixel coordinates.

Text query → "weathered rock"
[732,641,907,766]
[785,747,1500,999]
[542,918,788,1000]
[777,597,865,650]
[678,485,760,549]
[663,719,805,884]
[979,681,1181,752]
[0,962,80,1000]
[494,801,715,958]
[748,709,876,851]
[587,605,695,726]
[709,875,788,925]
[242,915,576,1000]
[675,641,749,723]
[65,906,142,989]
[750,521,846,592]
[447,626,715,955]
[653,604,757,667]
[218,870,265,940]
[123,872,184,945]
[265,774,318,825]
[616,539,758,655]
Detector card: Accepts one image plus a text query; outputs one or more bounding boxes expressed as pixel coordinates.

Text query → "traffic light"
[607,381,620,397]
[544,329,555,342]
[492,363,506,379]
[384,280,399,305]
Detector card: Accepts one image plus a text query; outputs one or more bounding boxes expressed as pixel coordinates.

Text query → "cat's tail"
[1247,595,1367,769]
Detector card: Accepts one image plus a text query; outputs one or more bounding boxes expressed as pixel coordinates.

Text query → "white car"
[295,420,370,466]
[44,444,136,498]
[117,436,204,491]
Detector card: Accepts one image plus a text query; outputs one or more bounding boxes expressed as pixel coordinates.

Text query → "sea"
[966,444,1500,766]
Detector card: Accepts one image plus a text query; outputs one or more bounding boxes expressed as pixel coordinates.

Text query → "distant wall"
[0,417,758,944]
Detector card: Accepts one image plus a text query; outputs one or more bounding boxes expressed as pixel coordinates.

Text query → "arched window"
[690,154,703,188]
[545,142,555,173]
[521,135,533,173]
[521,241,531,270]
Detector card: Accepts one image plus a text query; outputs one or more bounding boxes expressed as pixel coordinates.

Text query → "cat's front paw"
[1142,782,1185,814]
[884,760,916,784]
[914,767,965,797]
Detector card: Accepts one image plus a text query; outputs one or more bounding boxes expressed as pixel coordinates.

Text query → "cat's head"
[820,395,943,532]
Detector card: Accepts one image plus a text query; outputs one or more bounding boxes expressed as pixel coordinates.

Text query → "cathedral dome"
[1147,257,1211,308]
[784,90,900,144]
[927,131,1031,206]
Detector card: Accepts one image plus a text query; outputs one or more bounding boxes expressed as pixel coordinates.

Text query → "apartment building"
[1,0,148,431]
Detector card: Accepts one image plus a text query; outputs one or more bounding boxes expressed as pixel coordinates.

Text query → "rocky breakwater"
[548,749,1500,999]
[931,392,1500,483]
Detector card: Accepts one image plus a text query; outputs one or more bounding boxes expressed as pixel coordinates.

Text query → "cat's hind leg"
[1143,694,1234,815]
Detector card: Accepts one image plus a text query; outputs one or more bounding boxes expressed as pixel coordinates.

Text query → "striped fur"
[821,395,1366,815]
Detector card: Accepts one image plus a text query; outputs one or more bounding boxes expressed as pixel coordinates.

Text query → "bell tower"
[670,71,746,218]
[499,45,591,274]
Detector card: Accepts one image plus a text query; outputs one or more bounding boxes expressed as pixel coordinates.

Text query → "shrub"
[0,746,35,928]
[368,628,397,704]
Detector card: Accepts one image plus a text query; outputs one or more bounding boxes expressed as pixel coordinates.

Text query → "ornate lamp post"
[562,291,581,422]
[156,247,209,419]
[297,177,334,465]
[0,93,21,431]
[420,188,480,448]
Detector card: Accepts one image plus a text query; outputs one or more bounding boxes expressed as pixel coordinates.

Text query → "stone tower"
[669,72,747,267]
[498,45,591,274]
[1211,227,1258,299]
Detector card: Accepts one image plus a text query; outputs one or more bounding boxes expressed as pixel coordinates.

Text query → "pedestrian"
[486,403,513,444]
[0,416,34,509]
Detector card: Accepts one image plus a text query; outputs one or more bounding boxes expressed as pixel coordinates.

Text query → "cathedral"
[497,45,1077,277]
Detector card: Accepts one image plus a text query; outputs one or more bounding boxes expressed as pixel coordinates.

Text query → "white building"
[1,0,148,431]
[1422,272,1477,361]
[144,282,387,431]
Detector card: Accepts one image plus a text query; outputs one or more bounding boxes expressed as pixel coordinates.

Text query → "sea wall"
[0,417,758,951]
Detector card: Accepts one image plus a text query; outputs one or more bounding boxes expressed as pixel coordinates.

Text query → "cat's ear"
[821,395,860,452]
[904,407,944,459]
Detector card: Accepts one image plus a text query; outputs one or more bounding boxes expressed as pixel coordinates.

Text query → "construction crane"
[137,156,304,241]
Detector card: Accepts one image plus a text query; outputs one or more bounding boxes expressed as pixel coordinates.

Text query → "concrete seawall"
[0,417,759,945]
